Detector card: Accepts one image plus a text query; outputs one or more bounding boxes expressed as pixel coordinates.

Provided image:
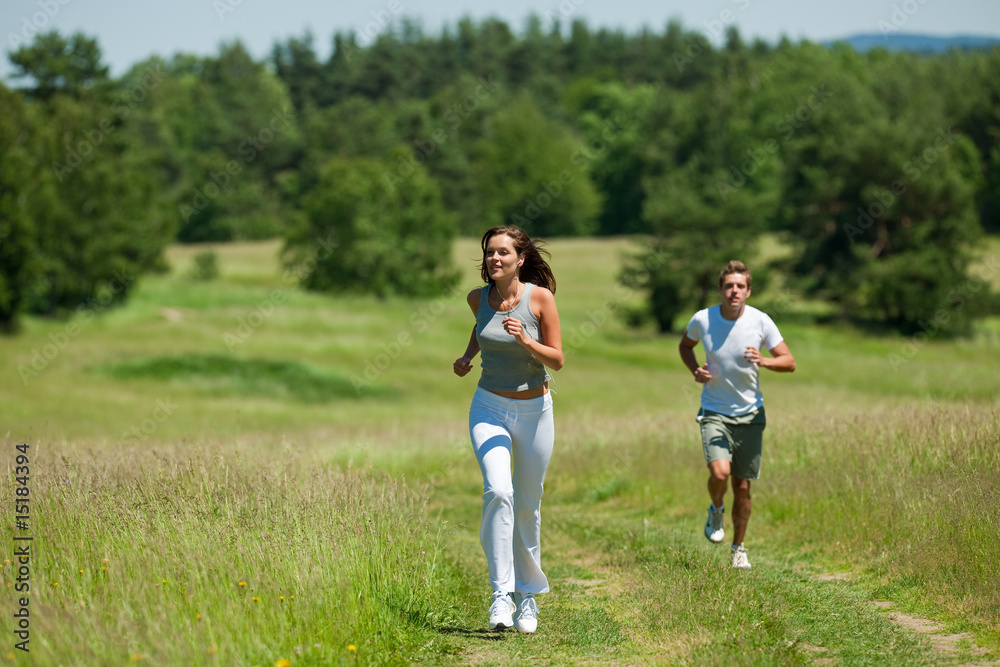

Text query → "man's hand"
[693,363,712,383]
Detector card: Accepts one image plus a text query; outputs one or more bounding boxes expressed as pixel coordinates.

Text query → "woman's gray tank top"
[475,282,550,392]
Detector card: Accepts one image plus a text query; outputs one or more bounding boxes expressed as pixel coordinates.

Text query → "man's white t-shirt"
[684,305,784,416]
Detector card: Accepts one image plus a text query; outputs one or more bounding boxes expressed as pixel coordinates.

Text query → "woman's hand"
[453,356,473,377]
[502,316,529,345]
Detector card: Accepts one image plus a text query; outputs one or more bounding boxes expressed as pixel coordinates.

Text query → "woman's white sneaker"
[488,591,515,630]
[513,594,538,634]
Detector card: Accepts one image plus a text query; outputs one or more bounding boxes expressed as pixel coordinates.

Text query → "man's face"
[718,272,751,312]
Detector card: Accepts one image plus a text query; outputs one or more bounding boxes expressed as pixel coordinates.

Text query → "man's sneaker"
[513,594,539,634]
[704,505,725,543]
[731,545,751,570]
[488,591,515,630]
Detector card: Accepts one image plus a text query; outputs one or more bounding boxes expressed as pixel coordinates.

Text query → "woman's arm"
[507,286,563,371]
[453,325,480,377]
[453,289,482,377]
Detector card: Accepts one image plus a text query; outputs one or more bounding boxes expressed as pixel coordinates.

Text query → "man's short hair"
[718,260,752,289]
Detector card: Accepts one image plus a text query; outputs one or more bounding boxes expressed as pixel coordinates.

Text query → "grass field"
[2,237,999,666]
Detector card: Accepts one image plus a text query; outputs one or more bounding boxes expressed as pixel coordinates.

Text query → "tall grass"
[9,442,469,665]
[768,405,1000,633]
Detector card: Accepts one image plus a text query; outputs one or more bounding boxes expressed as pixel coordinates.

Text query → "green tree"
[152,43,300,242]
[475,94,602,237]
[284,155,458,298]
[933,47,1000,233]
[2,33,174,324]
[29,91,173,315]
[0,85,38,332]
[622,79,782,332]
[8,31,109,100]
[774,44,985,333]
[271,32,324,112]
[563,79,656,235]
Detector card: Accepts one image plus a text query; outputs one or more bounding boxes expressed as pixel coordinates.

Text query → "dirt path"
[873,600,997,666]
[812,573,997,666]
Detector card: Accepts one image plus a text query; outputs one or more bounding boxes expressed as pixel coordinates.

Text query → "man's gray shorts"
[698,408,766,481]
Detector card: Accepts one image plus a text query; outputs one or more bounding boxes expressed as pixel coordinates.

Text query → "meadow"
[2,237,999,666]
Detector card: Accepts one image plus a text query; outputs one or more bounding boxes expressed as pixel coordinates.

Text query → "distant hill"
[825,33,1000,53]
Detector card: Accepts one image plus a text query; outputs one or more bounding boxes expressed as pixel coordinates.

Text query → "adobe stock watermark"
[221,290,288,352]
[383,74,497,191]
[716,84,833,201]
[17,270,136,385]
[222,232,337,350]
[178,107,295,223]
[335,0,404,61]
[51,64,165,182]
[541,0,587,28]
[509,114,628,226]
[877,0,931,36]
[350,282,464,394]
[121,398,179,442]
[214,0,246,21]
[673,0,753,72]
[355,0,403,47]
[7,0,73,49]
[886,255,999,371]
[844,126,957,244]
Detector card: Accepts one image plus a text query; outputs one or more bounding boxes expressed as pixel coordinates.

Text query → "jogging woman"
[452,225,564,633]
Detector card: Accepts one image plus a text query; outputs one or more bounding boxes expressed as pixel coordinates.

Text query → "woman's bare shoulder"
[467,286,484,310]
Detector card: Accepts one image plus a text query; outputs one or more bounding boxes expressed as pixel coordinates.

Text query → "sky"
[2,0,1000,81]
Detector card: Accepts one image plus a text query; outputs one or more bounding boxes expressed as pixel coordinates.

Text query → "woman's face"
[484,234,520,281]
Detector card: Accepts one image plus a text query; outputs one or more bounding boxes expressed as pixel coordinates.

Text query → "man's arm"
[679,334,712,383]
[744,341,796,372]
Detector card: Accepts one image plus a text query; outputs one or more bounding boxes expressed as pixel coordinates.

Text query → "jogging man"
[678,261,796,569]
